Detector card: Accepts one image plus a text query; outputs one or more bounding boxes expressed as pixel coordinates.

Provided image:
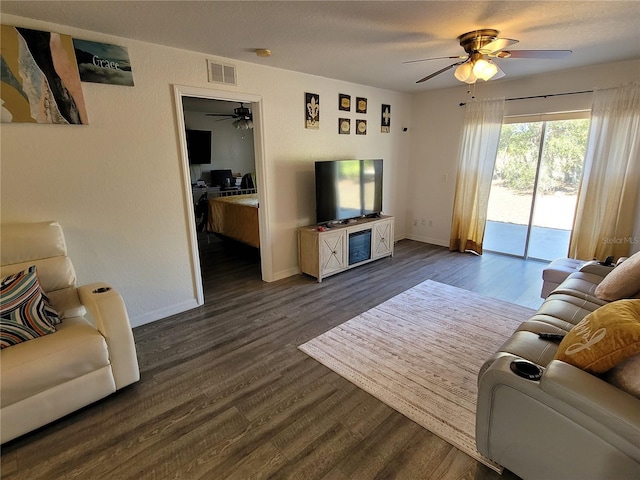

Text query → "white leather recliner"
[0,221,140,444]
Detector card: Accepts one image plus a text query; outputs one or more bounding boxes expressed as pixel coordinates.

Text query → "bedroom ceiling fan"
[206,103,253,130]
[406,29,572,84]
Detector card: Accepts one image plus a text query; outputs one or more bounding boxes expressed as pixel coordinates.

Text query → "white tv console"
[298,215,394,282]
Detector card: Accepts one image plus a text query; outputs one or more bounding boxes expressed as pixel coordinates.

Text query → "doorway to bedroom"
[174,85,267,307]
[183,97,261,298]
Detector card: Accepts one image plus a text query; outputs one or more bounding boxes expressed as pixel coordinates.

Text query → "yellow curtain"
[450,98,505,254]
[569,82,640,260]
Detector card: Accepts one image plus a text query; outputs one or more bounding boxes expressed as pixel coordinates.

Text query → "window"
[484,112,590,260]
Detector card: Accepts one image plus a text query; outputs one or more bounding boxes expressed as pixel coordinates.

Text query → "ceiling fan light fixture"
[454,61,476,84]
[472,58,498,81]
[232,118,253,130]
[412,28,570,86]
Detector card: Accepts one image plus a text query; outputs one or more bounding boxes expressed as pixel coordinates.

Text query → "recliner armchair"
[1,221,140,444]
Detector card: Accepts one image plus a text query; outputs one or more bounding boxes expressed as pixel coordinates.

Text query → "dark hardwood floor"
[1,237,546,480]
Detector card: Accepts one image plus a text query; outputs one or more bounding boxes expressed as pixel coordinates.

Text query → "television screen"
[210,169,234,188]
[315,159,383,224]
[185,129,212,164]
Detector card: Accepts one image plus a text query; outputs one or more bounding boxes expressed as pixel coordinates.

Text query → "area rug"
[298,279,535,472]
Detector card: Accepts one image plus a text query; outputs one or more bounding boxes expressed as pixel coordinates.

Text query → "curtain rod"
[459,89,594,106]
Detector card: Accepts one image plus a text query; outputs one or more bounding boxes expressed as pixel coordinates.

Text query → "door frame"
[172,84,271,307]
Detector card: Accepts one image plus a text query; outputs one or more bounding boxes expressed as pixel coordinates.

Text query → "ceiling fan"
[205,103,253,130]
[406,29,572,84]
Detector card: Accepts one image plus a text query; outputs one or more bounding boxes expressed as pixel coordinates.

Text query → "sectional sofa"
[476,253,640,480]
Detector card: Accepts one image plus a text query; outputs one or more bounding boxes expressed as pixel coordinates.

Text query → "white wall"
[407,59,640,255]
[1,14,412,326]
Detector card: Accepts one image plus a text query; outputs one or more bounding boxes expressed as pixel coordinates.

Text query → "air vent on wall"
[207,60,237,86]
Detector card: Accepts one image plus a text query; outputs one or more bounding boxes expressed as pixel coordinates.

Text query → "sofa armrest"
[78,282,140,389]
[578,260,615,277]
[541,360,640,457]
[478,355,640,464]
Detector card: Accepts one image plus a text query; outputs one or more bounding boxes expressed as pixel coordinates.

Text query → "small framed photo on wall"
[356,119,367,135]
[381,104,391,133]
[339,94,351,111]
[73,39,135,86]
[305,92,320,129]
[339,118,351,134]
[356,97,367,114]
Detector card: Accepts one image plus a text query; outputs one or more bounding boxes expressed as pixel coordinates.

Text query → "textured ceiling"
[2,1,639,93]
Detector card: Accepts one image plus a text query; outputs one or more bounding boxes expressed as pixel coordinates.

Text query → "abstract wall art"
[1,25,88,124]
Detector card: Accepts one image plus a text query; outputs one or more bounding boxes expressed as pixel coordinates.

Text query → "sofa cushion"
[498,331,560,367]
[0,222,77,295]
[0,256,76,296]
[0,316,111,407]
[605,353,640,399]
[516,318,572,335]
[46,287,85,320]
[0,266,59,349]
[552,272,609,306]
[536,293,603,327]
[595,251,640,301]
[0,221,67,266]
[543,258,586,283]
[554,299,640,374]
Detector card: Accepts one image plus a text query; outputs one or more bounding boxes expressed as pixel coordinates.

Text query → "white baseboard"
[130,299,200,328]
[406,234,449,248]
[271,266,302,282]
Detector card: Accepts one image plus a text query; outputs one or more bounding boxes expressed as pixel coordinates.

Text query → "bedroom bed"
[207,193,260,248]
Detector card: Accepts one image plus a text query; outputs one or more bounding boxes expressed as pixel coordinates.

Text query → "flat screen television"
[185,129,212,164]
[315,159,383,224]
[210,169,234,188]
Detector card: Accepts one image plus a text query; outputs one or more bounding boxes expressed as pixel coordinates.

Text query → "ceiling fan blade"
[493,49,572,59]
[205,113,235,117]
[491,62,506,80]
[403,55,467,64]
[416,61,466,84]
[478,37,518,54]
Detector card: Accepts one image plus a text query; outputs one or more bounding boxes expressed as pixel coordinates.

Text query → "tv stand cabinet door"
[372,218,394,259]
[318,230,348,279]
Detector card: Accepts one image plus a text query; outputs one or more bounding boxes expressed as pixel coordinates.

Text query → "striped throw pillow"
[0,265,59,349]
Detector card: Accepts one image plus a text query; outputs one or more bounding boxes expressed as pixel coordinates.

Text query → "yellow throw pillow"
[595,251,640,301]
[554,299,640,374]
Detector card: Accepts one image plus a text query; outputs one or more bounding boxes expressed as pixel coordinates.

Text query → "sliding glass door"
[484,117,589,261]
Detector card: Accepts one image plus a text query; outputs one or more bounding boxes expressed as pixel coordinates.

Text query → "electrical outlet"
[420,218,426,226]
[413,219,418,227]
[428,219,433,227]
